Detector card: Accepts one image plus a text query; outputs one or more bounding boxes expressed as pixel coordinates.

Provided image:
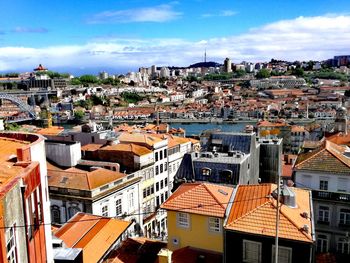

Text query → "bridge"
[0,93,37,122]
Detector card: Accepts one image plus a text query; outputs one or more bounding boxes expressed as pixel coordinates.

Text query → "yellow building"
[161,183,233,253]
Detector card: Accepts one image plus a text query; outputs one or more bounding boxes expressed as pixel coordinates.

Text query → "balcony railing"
[312,190,350,202]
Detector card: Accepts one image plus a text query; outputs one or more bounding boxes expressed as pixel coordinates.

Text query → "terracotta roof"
[55,212,131,263]
[282,163,293,178]
[104,237,166,263]
[48,167,126,190]
[291,125,305,132]
[118,132,164,148]
[100,143,152,156]
[225,184,313,243]
[0,137,30,186]
[81,143,103,152]
[36,126,64,136]
[327,132,350,146]
[295,140,350,175]
[161,183,233,218]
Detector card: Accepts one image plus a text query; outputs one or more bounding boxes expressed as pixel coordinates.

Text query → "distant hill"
[188,61,221,68]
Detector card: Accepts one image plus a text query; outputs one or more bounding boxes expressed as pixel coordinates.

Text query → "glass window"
[143,189,147,198]
[101,205,109,217]
[208,217,221,233]
[156,182,159,192]
[337,237,350,254]
[318,206,330,223]
[128,192,134,208]
[151,186,154,194]
[243,240,261,263]
[317,234,328,253]
[337,178,348,192]
[165,191,168,200]
[160,151,163,160]
[177,212,190,228]
[164,163,167,171]
[116,199,122,216]
[6,226,17,263]
[51,206,61,224]
[155,152,159,162]
[165,178,168,187]
[160,164,163,173]
[320,180,328,190]
[272,245,292,263]
[161,180,164,189]
[156,196,160,207]
[156,166,159,175]
[164,149,167,158]
[339,208,350,225]
[68,205,80,219]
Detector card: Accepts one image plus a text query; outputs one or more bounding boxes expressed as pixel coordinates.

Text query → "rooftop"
[225,184,313,243]
[55,212,131,263]
[161,182,233,218]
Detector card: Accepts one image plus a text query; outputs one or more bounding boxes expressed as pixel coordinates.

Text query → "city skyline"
[1,0,350,73]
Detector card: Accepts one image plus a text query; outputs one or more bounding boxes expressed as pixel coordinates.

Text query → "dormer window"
[202,167,211,176]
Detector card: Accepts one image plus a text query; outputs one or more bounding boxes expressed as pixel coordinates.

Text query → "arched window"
[220,170,233,183]
[51,205,61,224]
[68,204,80,219]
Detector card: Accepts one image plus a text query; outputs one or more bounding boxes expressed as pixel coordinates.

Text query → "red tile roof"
[161,183,233,218]
[55,212,131,263]
[225,184,313,243]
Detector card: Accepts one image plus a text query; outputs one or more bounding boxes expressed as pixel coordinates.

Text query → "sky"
[1,0,350,74]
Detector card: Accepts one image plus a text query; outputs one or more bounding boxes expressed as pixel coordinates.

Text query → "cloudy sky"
[1,0,350,74]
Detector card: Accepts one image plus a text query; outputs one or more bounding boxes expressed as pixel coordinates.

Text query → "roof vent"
[272,186,297,208]
[218,189,228,196]
[301,211,309,219]
[302,224,309,233]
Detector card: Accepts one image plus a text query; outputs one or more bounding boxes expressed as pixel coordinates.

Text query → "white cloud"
[202,10,237,18]
[12,27,48,33]
[1,14,350,72]
[88,4,182,24]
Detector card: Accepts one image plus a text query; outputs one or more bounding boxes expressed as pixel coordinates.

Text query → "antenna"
[204,48,207,63]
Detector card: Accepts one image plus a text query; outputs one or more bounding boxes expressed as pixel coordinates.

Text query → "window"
[339,208,350,225]
[128,192,134,208]
[115,199,122,216]
[319,180,328,190]
[156,182,159,192]
[177,212,190,228]
[243,240,261,263]
[165,178,168,187]
[208,217,221,233]
[156,166,159,175]
[337,237,350,254]
[164,163,167,171]
[202,167,211,176]
[160,164,163,173]
[161,180,164,189]
[68,205,80,219]
[337,178,348,192]
[161,193,164,203]
[169,165,172,173]
[164,149,167,158]
[150,186,154,194]
[147,187,150,196]
[155,152,159,162]
[51,205,60,224]
[272,245,292,263]
[318,206,330,223]
[156,196,160,207]
[165,191,168,200]
[102,205,109,217]
[160,151,163,160]
[317,235,328,253]
[143,189,147,198]
[6,226,17,263]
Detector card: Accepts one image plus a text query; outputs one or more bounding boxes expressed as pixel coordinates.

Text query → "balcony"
[312,190,350,202]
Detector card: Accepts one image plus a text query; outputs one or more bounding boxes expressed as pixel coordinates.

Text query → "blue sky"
[1,0,350,74]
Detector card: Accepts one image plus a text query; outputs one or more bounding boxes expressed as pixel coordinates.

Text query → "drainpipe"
[21,185,30,262]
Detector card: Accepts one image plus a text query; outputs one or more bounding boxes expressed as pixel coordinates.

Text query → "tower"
[224,58,232,73]
[334,106,348,134]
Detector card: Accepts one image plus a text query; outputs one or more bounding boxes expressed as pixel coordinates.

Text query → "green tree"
[256,68,271,79]
[70,78,81,85]
[79,75,98,85]
[74,109,85,123]
[291,68,304,77]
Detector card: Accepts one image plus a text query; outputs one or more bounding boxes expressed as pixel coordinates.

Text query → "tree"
[74,109,85,123]
[79,75,98,85]
[70,78,81,85]
[291,68,304,77]
[256,69,271,79]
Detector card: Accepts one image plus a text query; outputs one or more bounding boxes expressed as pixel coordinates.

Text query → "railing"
[312,190,350,202]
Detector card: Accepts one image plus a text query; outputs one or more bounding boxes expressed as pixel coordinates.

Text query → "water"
[170,122,257,136]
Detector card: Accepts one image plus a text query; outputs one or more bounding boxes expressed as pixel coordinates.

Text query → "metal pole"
[275,173,281,263]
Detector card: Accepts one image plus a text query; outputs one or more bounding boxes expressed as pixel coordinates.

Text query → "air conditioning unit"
[172,237,180,246]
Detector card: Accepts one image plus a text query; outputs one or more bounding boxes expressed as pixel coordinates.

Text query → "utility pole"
[275,172,281,263]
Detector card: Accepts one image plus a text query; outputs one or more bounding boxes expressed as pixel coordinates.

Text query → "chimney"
[158,249,173,263]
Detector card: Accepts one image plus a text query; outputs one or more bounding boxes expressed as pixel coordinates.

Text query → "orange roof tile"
[81,143,103,151]
[118,132,164,148]
[100,143,152,156]
[225,184,313,243]
[37,126,64,136]
[48,167,126,190]
[161,183,233,218]
[55,212,131,263]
